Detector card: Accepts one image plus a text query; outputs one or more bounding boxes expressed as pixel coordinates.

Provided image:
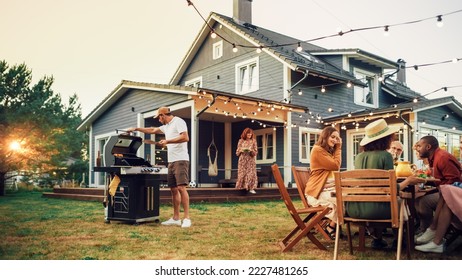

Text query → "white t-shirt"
[160,116,189,163]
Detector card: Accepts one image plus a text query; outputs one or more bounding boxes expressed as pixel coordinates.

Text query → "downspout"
[287,68,309,103]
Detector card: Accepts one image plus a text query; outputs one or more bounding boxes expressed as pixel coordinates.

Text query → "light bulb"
[211,31,217,39]
[321,86,326,93]
[232,44,238,53]
[298,89,302,95]
[383,25,390,37]
[436,15,444,27]
[297,42,302,52]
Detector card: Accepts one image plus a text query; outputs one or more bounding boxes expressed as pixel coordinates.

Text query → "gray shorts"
[167,161,189,188]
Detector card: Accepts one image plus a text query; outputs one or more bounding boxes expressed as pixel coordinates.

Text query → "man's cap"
[153,107,170,119]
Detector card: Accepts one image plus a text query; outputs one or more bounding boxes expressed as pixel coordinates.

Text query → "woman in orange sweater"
[305,126,342,239]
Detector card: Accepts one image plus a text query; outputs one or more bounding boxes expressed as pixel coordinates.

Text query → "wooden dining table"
[398,177,440,249]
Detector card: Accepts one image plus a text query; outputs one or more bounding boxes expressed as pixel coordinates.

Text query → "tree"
[0,60,87,195]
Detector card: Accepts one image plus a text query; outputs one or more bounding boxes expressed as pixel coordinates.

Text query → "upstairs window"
[235,58,259,94]
[354,69,378,108]
[185,77,202,88]
[212,40,223,60]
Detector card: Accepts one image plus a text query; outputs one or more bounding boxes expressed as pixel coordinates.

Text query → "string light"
[321,86,326,93]
[383,25,390,36]
[232,44,238,53]
[298,89,303,95]
[297,42,302,52]
[436,15,444,27]
[187,0,462,53]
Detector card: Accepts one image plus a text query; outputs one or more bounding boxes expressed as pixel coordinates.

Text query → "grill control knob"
[154,167,160,173]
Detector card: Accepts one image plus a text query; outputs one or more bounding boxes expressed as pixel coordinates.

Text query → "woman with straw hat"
[346,119,424,249]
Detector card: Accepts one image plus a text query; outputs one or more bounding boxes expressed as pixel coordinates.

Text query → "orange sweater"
[305,144,341,199]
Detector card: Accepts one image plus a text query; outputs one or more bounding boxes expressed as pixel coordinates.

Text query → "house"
[78,0,462,188]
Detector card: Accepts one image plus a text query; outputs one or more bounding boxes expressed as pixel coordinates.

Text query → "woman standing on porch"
[236,127,258,194]
[305,126,342,239]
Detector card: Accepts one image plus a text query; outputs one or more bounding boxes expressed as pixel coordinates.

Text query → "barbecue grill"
[94,133,167,224]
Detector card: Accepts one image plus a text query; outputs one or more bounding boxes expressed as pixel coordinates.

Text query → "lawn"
[0,190,461,260]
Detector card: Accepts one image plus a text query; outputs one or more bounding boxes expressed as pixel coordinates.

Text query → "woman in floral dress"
[236,127,258,194]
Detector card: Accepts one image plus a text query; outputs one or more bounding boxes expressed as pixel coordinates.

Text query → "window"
[212,40,223,60]
[354,69,378,108]
[346,125,404,170]
[235,58,259,94]
[185,77,202,88]
[254,128,275,164]
[95,137,108,186]
[299,128,320,163]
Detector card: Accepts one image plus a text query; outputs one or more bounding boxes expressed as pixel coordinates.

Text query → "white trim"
[185,76,203,88]
[353,68,378,108]
[255,127,276,164]
[212,40,223,60]
[235,57,260,95]
[298,127,321,164]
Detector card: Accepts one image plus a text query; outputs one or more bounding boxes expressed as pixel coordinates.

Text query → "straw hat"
[153,107,170,119]
[360,119,400,146]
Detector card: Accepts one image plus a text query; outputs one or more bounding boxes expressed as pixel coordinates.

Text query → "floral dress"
[235,138,258,190]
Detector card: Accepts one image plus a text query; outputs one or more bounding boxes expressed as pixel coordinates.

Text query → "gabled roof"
[171,12,362,85]
[310,49,398,69]
[323,96,462,125]
[382,78,422,100]
[77,81,309,131]
[77,81,197,131]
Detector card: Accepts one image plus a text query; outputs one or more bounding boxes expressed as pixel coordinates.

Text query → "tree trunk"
[0,172,6,196]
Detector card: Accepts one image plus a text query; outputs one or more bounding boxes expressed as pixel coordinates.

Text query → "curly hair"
[240,127,254,140]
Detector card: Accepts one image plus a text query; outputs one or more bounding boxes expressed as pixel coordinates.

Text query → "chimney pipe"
[396,59,406,85]
[233,0,252,24]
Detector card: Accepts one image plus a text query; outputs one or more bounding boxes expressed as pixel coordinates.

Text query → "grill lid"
[103,134,151,167]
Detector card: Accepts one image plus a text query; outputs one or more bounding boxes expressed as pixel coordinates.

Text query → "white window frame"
[254,128,275,164]
[212,40,223,60]
[298,127,321,163]
[94,132,113,187]
[185,77,202,88]
[346,124,405,170]
[353,68,378,108]
[235,57,259,94]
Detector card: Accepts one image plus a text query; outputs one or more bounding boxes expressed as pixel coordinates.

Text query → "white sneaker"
[415,228,436,244]
[181,218,192,228]
[161,218,181,226]
[249,190,256,194]
[415,241,444,253]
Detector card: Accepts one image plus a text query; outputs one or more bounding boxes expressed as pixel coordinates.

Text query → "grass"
[0,190,461,260]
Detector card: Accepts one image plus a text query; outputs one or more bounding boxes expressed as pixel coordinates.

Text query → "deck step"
[42,187,300,204]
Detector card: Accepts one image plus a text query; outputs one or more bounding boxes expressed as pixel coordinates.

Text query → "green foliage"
[0,60,88,194]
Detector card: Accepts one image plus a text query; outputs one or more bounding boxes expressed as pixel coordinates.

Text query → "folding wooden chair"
[271,164,330,252]
[332,169,411,260]
[291,166,331,241]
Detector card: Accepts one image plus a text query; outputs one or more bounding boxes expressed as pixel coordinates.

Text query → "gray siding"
[178,23,284,101]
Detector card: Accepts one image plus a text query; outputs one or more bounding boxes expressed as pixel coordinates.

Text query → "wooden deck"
[42,186,300,204]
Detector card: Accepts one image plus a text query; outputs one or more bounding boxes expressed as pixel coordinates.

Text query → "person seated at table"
[305,126,342,239]
[347,119,424,249]
[413,136,461,243]
[388,140,404,165]
[415,184,462,253]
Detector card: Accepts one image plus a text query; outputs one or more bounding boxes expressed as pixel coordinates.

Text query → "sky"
[2,0,462,118]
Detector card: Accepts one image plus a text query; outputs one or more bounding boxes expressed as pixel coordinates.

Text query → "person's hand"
[335,137,342,147]
[158,139,168,146]
[143,139,157,145]
[126,127,137,133]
